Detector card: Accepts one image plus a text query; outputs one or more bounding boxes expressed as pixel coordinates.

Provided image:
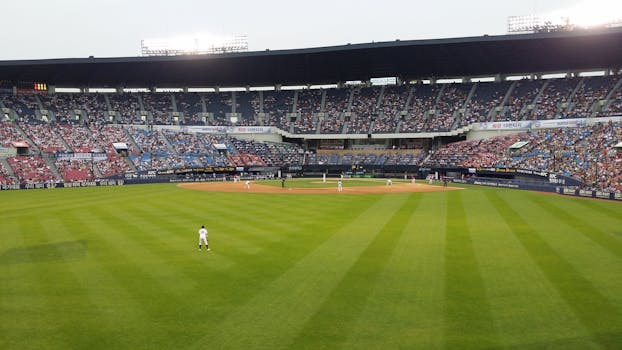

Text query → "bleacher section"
[0,74,621,190]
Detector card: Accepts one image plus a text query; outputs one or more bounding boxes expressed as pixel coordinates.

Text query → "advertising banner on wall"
[154,125,272,134]
[473,116,622,132]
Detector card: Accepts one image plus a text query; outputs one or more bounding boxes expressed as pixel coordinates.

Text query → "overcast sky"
[1,0,616,60]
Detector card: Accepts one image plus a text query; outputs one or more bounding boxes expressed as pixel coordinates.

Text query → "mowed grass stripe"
[573,197,622,227]
[136,192,384,321]
[520,193,622,319]
[60,210,172,349]
[0,185,175,219]
[340,192,449,349]
[162,191,349,240]
[444,190,499,349]
[160,195,301,249]
[144,193,358,271]
[487,191,622,349]
[287,194,421,349]
[41,214,145,349]
[83,206,198,298]
[526,193,622,260]
[76,207,213,349]
[190,195,404,350]
[462,189,591,348]
[1,217,70,349]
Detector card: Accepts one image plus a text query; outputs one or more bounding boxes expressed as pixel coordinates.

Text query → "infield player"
[198,225,210,251]
[244,180,250,189]
[337,180,343,192]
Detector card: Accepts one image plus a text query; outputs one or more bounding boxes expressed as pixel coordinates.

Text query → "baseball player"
[198,225,209,251]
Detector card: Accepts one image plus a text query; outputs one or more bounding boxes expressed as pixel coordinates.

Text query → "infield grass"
[1,181,621,349]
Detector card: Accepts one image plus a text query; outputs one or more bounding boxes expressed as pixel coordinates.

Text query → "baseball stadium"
[1,8,622,350]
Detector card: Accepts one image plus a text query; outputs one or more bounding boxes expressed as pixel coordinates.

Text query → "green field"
[1,181,622,349]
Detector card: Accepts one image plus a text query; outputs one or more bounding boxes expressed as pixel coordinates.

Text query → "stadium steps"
[159,130,177,154]
[523,80,550,120]
[292,90,298,112]
[123,156,138,172]
[84,124,104,151]
[562,78,585,116]
[0,158,16,178]
[42,155,62,179]
[320,90,327,111]
[54,127,73,151]
[92,162,104,178]
[122,127,142,153]
[376,86,385,110]
[500,80,517,107]
[601,76,622,114]
[347,88,355,112]
[171,94,178,112]
[13,122,41,154]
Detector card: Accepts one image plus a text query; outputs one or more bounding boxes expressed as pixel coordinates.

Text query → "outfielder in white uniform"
[198,225,210,251]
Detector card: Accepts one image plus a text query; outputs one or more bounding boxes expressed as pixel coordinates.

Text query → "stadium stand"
[1,72,621,189]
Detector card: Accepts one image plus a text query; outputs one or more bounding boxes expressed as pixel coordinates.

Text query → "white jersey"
[199,228,208,238]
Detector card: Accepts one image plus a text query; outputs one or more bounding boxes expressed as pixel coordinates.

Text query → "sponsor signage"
[578,190,593,197]
[474,116,622,131]
[476,121,531,130]
[56,152,107,161]
[156,125,272,134]
[595,191,611,199]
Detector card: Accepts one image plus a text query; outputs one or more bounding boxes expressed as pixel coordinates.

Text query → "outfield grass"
[1,182,621,349]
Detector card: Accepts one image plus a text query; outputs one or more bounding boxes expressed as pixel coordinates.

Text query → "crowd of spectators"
[20,122,69,153]
[306,149,426,166]
[462,81,510,125]
[600,81,622,117]
[425,121,622,192]
[142,93,174,125]
[174,92,204,125]
[502,80,542,122]
[347,87,379,134]
[230,138,304,166]
[373,85,409,133]
[56,124,98,153]
[108,94,142,124]
[7,156,58,185]
[293,89,323,133]
[89,125,140,155]
[54,159,95,182]
[1,76,621,187]
[96,154,131,177]
[0,161,18,185]
[567,76,615,118]
[321,89,349,133]
[401,84,440,133]
[1,94,40,121]
[0,121,26,147]
[129,127,171,154]
[532,78,578,120]
[499,122,622,192]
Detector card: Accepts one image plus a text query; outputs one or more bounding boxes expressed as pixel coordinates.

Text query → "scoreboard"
[15,81,48,93]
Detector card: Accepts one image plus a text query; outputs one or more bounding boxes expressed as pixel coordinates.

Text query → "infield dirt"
[179,181,461,194]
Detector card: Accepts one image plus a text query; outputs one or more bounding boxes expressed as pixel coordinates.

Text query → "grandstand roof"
[1,28,622,87]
